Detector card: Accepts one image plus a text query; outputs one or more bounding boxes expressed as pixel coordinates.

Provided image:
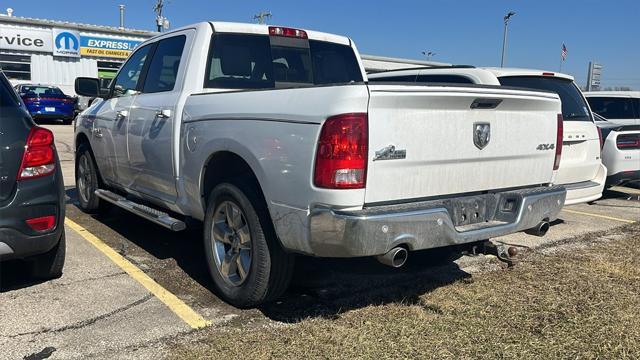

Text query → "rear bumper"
[0,165,65,261]
[307,185,566,257]
[563,164,607,205]
[607,170,640,187]
[30,112,74,120]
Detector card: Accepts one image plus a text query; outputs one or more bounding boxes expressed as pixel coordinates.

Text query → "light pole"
[500,11,516,67]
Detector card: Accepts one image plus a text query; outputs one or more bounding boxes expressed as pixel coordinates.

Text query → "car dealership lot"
[1,122,638,359]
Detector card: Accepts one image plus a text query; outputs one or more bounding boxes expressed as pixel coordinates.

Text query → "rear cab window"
[498,76,593,122]
[204,32,363,89]
[585,97,638,119]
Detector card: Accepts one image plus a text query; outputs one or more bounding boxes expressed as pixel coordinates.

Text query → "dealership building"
[0,11,153,95]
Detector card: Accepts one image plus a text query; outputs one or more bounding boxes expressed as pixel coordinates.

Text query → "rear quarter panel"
[179,85,370,219]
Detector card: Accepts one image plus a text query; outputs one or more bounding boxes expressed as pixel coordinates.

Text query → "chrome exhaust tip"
[376,247,408,268]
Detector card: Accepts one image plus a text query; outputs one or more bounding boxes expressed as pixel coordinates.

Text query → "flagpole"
[559,42,565,73]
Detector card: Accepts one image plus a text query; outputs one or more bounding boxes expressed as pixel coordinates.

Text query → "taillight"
[542,72,555,76]
[554,114,563,170]
[269,26,308,39]
[597,127,604,150]
[314,113,368,189]
[617,134,640,150]
[26,215,56,232]
[17,127,56,180]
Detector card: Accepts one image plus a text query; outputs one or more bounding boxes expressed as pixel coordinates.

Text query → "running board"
[94,189,186,231]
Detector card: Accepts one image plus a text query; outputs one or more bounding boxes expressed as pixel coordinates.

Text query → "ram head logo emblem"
[473,122,491,150]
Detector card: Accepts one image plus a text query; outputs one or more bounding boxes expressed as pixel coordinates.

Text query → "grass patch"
[171,231,640,359]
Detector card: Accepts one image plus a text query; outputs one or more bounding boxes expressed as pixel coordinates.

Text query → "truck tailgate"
[365,85,561,204]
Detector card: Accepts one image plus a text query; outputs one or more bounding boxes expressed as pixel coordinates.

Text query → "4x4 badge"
[473,122,491,150]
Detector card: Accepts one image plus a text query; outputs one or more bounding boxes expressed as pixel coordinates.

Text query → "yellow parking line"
[65,218,211,329]
[562,209,636,224]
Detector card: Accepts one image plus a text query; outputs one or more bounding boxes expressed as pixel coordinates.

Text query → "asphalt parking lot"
[1,121,639,359]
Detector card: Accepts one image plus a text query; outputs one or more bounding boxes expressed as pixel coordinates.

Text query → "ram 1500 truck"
[74,22,566,307]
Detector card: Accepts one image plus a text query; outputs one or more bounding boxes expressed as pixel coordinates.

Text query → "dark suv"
[0,72,66,279]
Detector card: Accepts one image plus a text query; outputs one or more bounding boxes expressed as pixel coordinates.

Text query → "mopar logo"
[52,29,80,57]
[55,31,79,50]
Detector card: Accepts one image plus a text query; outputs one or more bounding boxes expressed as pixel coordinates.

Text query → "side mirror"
[75,77,108,98]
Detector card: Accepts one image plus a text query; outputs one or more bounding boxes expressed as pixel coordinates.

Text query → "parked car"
[0,72,66,279]
[593,113,640,186]
[74,22,566,307]
[584,91,640,126]
[369,67,607,205]
[13,84,76,125]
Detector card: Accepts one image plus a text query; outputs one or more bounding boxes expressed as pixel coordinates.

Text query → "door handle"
[93,128,103,138]
[116,110,129,120]
[156,109,171,119]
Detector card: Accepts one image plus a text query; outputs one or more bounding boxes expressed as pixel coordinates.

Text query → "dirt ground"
[169,223,640,360]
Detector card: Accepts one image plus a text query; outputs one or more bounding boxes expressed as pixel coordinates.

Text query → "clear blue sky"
[6,0,639,89]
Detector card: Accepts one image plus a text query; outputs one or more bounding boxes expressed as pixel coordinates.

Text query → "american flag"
[561,43,568,61]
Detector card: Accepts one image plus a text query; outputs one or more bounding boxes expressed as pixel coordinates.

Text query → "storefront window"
[0,54,31,80]
[97,60,123,89]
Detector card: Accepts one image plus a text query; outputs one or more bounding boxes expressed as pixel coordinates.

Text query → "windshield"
[20,85,65,97]
[586,97,638,119]
[498,76,592,122]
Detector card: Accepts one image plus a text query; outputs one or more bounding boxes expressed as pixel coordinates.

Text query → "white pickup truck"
[74,22,566,307]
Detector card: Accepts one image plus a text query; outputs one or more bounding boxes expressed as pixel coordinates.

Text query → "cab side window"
[142,35,186,93]
[112,44,152,98]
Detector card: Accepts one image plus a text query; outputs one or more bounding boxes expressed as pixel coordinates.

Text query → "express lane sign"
[80,35,142,59]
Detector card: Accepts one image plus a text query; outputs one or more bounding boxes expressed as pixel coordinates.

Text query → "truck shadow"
[260,250,471,322]
[63,188,473,322]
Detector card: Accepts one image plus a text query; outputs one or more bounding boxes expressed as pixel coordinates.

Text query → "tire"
[31,232,66,279]
[76,144,101,213]
[203,182,294,308]
[63,118,73,125]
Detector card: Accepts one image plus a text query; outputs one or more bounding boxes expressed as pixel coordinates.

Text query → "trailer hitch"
[467,240,518,267]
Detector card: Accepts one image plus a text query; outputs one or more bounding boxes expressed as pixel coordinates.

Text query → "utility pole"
[500,11,516,67]
[153,0,169,32]
[253,11,272,24]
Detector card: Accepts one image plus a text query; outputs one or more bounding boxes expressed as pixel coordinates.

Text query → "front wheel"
[203,183,294,308]
[75,145,101,213]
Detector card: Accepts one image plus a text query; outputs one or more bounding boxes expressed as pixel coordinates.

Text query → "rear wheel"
[204,183,294,308]
[31,232,66,279]
[76,145,101,212]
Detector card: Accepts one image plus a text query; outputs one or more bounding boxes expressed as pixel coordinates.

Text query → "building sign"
[79,35,141,59]
[52,28,80,57]
[587,62,603,91]
[0,27,52,52]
